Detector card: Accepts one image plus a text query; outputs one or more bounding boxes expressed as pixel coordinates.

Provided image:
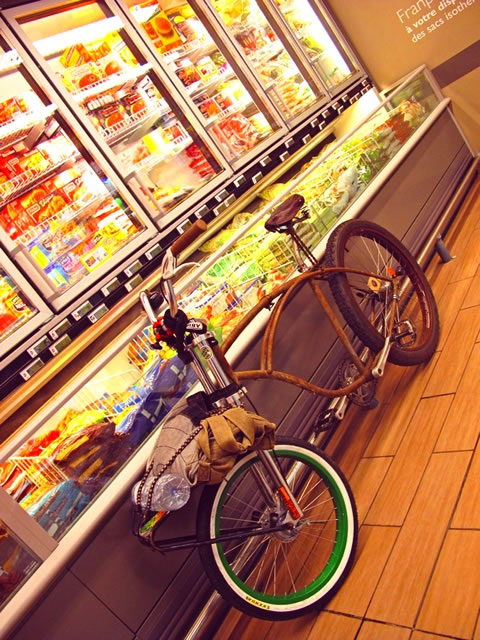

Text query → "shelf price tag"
[101,278,121,296]
[88,304,109,324]
[125,273,143,292]
[20,358,45,381]
[49,334,72,356]
[124,260,142,277]
[49,317,72,340]
[72,301,93,321]
[234,175,246,188]
[145,244,161,260]
[215,189,229,203]
[27,335,52,358]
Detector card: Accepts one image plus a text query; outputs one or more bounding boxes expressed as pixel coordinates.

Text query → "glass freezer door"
[4,0,228,225]
[0,34,155,310]
[118,0,284,165]
[0,250,52,358]
[263,0,360,93]
[0,512,40,610]
[205,0,323,123]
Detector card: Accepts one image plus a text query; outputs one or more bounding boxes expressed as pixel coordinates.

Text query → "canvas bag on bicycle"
[146,392,276,488]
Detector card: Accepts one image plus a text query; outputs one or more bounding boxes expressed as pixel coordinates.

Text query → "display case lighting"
[130,4,157,24]
[34,15,124,57]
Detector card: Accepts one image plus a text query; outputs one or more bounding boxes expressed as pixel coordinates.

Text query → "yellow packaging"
[143,129,169,154]
[60,43,92,68]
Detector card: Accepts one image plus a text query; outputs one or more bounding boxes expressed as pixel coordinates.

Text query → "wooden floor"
[213,177,480,640]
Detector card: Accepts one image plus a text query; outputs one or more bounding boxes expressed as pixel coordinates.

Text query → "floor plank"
[327,525,398,617]
[305,611,361,639]
[451,441,480,528]
[416,529,480,638]
[356,620,411,640]
[366,451,471,627]
[363,353,440,458]
[348,457,392,524]
[435,277,472,350]
[461,264,480,309]
[435,342,480,452]
[364,395,452,526]
[448,227,480,283]
[424,306,480,396]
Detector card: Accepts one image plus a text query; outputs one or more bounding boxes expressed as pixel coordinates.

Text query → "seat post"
[287,226,317,270]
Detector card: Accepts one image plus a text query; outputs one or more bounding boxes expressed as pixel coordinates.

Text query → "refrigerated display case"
[0,251,52,357]
[261,0,361,94]
[0,513,40,610]
[0,67,475,639]
[115,0,286,166]
[193,0,324,124]
[3,0,231,227]
[0,31,158,311]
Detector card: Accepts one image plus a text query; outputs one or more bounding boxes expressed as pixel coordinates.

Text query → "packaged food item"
[60,43,92,68]
[143,10,183,52]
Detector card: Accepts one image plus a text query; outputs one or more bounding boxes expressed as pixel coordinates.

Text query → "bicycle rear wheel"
[325,219,439,366]
[197,437,357,620]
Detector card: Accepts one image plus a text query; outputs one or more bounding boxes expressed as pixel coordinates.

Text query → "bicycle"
[134,218,358,621]
[221,193,439,425]
[133,196,439,620]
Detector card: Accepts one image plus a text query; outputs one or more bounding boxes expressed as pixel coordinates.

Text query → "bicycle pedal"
[313,411,338,433]
[394,320,416,347]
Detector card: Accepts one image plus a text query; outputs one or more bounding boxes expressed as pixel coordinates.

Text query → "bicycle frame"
[221,265,400,397]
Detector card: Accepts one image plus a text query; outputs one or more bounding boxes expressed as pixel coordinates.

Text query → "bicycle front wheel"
[197,437,357,620]
[325,219,439,366]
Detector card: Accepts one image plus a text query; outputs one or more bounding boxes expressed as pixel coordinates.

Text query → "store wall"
[326,0,480,152]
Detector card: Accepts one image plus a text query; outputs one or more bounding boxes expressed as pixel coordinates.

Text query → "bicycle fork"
[252,450,304,525]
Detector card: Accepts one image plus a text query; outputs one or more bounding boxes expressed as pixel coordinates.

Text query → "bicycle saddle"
[265,194,305,232]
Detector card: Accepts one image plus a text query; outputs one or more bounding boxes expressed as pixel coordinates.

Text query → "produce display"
[0,268,37,340]
[128,0,275,160]
[21,10,221,214]
[274,0,354,89]
[211,0,318,119]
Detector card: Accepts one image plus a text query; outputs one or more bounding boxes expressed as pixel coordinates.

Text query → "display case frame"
[1,0,233,229]
[0,22,160,310]
[189,0,331,129]
[258,0,364,98]
[0,250,53,357]
[113,0,289,169]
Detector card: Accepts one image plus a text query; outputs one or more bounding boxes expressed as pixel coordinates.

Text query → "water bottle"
[131,473,191,511]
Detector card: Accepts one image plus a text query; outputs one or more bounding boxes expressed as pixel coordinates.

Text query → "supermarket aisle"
[212,175,480,640]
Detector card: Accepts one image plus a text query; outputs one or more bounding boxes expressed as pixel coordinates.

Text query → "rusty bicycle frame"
[220,264,400,398]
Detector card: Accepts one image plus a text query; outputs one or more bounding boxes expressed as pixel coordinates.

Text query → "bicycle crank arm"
[149,524,293,553]
[372,337,392,378]
[330,394,349,420]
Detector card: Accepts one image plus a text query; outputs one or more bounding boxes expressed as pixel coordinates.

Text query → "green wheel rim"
[213,447,351,605]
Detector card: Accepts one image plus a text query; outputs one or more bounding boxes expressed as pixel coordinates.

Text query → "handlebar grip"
[170,220,207,257]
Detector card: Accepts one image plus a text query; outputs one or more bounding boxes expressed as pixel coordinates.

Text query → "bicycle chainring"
[338,359,378,408]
